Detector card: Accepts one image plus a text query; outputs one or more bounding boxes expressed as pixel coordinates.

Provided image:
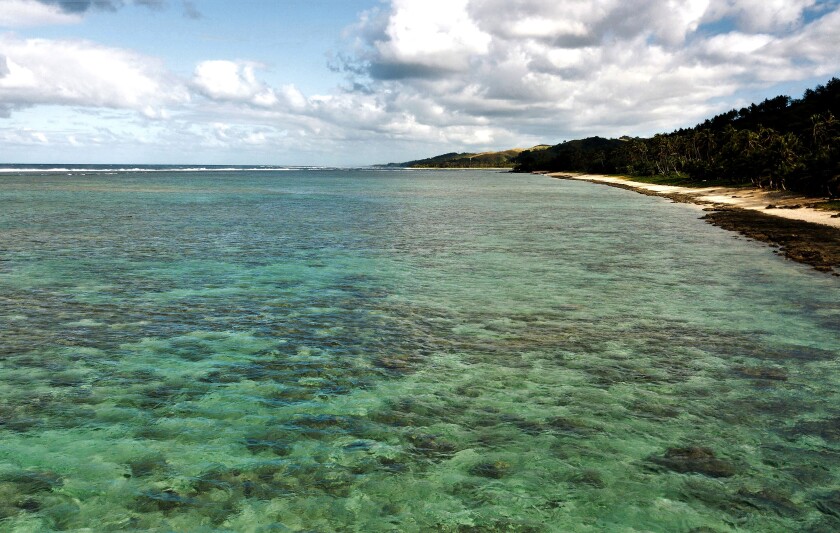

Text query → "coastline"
[545,172,840,275]
[406,167,514,170]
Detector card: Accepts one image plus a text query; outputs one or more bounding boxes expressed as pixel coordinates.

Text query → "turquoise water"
[0,169,838,532]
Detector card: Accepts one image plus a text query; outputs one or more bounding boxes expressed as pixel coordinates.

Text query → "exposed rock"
[550,175,840,275]
[702,207,840,274]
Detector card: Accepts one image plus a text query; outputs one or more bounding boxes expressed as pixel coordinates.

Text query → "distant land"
[382,146,550,169]
[386,77,839,198]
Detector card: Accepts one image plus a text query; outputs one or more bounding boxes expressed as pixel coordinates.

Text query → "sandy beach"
[546,173,840,229]
[545,172,840,274]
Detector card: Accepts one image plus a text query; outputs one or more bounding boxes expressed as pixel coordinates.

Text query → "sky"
[0,0,839,165]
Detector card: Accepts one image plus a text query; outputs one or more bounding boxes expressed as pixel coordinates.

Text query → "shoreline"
[545,172,840,275]
[406,167,514,171]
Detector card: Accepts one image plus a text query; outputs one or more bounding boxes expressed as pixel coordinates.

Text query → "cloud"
[2,0,198,27]
[192,60,279,107]
[3,0,840,165]
[0,129,50,144]
[468,0,710,47]
[328,0,840,149]
[0,35,189,115]
[348,0,492,80]
[35,0,162,13]
[765,6,840,74]
[0,0,82,27]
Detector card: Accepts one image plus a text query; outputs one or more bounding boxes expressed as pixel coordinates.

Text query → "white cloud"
[347,0,492,79]
[765,6,840,74]
[468,0,709,47]
[1,1,183,28]
[0,128,51,145]
[0,0,81,27]
[507,16,588,40]
[192,60,279,107]
[1,0,839,165]
[327,0,840,150]
[377,0,491,70]
[280,84,307,110]
[0,35,189,114]
[702,32,774,58]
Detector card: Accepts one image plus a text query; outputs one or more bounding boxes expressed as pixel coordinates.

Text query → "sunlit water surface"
[0,169,838,532]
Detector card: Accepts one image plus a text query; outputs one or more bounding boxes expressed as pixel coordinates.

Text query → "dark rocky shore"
[548,174,840,275]
[701,208,840,274]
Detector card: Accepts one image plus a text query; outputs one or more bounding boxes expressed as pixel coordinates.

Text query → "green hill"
[385,146,550,168]
[513,77,839,196]
[383,78,839,196]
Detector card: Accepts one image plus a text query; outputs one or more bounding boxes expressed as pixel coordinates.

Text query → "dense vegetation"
[513,78,840,196]
[386,146,550,169]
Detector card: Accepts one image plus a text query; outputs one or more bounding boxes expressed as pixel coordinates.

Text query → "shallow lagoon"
[0,169,838,531]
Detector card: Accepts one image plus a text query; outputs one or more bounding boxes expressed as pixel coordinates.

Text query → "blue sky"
[1,0,839,165]
[27,1,372,93]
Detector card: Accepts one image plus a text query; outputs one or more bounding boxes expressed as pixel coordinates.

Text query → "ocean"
[0,167,838,531]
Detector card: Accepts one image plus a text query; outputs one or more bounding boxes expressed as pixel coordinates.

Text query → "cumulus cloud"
[0,35,189,115]
[469,0,710,47]
[0,0,82,27]
[2,0,839,165]
[369,0,492,78]
[192,60,279,107]
[328,0,840,148]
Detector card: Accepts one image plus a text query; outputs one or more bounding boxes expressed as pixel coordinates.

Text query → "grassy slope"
[393,145,551,168]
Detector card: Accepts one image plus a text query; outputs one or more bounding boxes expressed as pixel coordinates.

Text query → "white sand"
[546,173,840,229]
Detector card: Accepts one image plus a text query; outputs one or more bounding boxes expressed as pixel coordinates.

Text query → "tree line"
[513,78,840,196]
[386,147,550,169]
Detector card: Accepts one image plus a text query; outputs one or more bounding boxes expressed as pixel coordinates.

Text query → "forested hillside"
[513,78,840,196]
[386,146,550,168]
